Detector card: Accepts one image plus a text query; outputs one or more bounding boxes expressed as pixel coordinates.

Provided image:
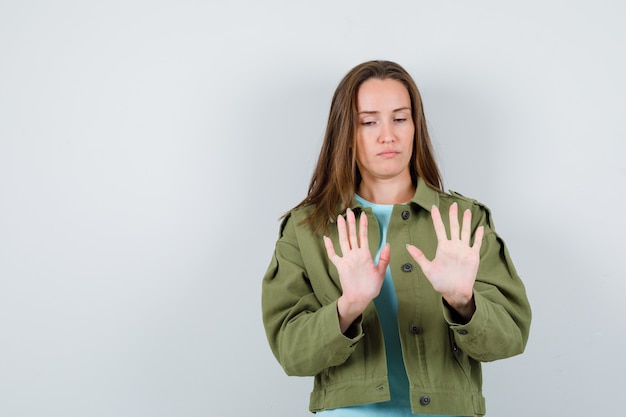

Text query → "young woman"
[261,60,531,417]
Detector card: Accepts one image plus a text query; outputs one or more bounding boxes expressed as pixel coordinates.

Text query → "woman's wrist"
[337,295,368,334]
[444,295,476,324]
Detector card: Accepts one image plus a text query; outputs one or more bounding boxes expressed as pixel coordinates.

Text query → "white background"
[1,1,624,416]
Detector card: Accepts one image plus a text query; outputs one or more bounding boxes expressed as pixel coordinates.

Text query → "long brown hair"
[289,60,443,234]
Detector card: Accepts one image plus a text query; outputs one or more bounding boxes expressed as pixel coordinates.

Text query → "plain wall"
[1,1,624,416]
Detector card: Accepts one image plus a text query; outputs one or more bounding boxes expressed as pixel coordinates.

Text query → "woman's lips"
[379,150,399,158]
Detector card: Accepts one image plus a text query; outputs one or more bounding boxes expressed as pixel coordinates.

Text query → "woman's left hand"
[406,203,484,321]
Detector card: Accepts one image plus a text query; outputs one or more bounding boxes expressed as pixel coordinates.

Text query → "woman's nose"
[379,122,394,143]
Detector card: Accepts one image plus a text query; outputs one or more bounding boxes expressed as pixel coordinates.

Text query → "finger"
[323,235,340,264]
[346,208,358,249]
[460,209,472,244]
[336,214,350,255]
[430,205,448,242]
[449,202,460,240]
[472,225,485,253]
[358,211,369,250]
[406,244,431,275]
[377,243,391,272]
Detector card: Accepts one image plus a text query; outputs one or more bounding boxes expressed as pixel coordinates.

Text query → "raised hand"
[324,208,390,333]
[406,203,484,321]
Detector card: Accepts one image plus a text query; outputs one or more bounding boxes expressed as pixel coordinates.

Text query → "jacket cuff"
[442,291,487,344]
[322,300,365,353]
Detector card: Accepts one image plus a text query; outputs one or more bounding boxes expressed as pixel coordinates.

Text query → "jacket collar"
[409,176,440,212]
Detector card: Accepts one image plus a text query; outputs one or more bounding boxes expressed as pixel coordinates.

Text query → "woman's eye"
[361,121,376,126]
[395,118,407,123]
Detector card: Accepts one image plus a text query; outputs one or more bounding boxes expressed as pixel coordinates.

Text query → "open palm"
[324,208,390,332]
[406,203,484,315]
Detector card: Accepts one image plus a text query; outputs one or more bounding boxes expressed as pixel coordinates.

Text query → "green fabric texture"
[261,178,531,416]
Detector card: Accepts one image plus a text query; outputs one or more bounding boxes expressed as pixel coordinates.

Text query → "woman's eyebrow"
[358,107,411,115]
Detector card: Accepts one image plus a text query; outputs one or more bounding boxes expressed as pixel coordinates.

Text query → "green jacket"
[262,178,531,416]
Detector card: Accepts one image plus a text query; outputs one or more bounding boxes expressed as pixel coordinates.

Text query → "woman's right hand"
[323,208,390,333]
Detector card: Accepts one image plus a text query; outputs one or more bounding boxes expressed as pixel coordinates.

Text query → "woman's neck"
[357,178,415,205]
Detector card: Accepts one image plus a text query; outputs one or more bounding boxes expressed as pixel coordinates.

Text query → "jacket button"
[401,210,410,220]
[401,263,413,272]
[456,329,469,335]
[419,395,431,406]
[409,324,420,335]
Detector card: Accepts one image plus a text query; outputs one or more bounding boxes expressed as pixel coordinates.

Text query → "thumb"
[376,243,391,272]
[406,244,430,272]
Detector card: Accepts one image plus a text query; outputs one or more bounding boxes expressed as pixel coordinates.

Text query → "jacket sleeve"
[442,203,532,362]
[261,214,364,376]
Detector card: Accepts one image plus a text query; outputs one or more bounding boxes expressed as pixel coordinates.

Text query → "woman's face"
[355,78,415,186]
